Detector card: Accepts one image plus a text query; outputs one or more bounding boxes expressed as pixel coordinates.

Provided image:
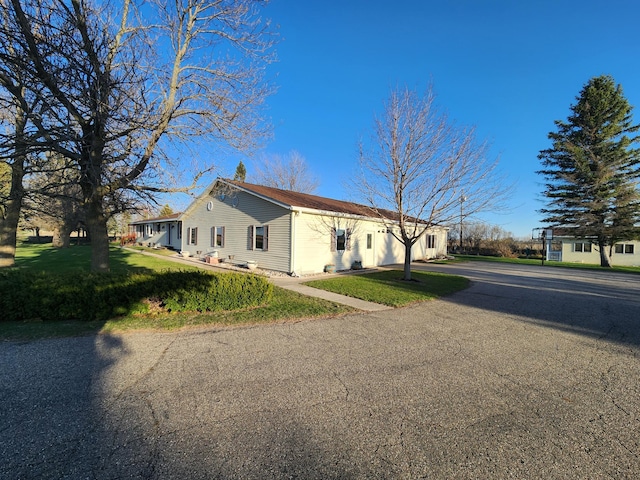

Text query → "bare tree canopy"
[356,85,510,280]
[252,150,319,193]
[0,0,275,271]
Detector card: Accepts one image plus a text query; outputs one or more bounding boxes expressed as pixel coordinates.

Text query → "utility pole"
[459,195,466,253]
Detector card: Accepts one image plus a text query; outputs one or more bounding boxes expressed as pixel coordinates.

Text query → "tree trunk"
[598,240,612,268]
[1,98,27,268]
[0,201,21,267]
[85,196,110,272]
[52,222,74,248]
[403,241,413,281]
[0,161,25,268]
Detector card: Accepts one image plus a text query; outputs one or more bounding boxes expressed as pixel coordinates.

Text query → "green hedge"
[0,269,273,322]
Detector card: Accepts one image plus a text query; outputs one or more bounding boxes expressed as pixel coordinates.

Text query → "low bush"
[0,269,273,322]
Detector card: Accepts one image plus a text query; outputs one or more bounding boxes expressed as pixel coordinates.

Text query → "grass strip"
[304,269,469,307]
[450,254,640,274]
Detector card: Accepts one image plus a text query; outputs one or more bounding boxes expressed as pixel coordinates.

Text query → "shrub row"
[0,269,273,322]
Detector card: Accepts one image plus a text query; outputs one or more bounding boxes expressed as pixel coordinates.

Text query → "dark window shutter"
[346,228,352,251]
[330,227,336,252]
[211,227,215,247]
[248,225,254,250]
[221,226,225,248]
[263,225,269,251]
[187,227,191,245]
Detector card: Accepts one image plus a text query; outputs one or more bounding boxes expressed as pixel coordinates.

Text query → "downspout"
[290,210,298,275]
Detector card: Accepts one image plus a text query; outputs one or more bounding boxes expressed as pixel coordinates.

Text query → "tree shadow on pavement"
[418,262,640,348]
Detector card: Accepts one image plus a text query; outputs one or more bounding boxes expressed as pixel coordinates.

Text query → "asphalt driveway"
[1,262,638,479]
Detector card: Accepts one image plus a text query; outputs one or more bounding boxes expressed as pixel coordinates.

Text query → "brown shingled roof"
[226,180,405,222]
[129,213,182,224]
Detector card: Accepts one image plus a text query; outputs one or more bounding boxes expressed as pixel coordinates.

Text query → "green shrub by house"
[0,270,273,322]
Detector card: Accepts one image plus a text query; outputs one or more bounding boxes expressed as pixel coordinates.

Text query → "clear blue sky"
[216,0,640,238]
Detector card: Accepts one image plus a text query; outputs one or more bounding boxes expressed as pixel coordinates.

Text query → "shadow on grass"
[14,243,163,274]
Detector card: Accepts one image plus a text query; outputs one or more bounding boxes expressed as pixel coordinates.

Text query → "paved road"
[1,262,638,479]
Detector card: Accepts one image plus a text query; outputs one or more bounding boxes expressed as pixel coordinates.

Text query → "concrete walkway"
[269,274,391,312]
[125,247,390,311]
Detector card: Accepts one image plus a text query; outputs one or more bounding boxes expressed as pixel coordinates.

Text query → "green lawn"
[304,270,469,307]
[450,254,640,274]
[15,243,197,273]
[2,243,355,340]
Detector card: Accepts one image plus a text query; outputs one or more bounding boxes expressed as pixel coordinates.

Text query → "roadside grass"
[451,254,640,274]
[2,243,354,340]
[304,269,469,307]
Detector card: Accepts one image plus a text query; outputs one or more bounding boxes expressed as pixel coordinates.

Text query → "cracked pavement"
[1,262,639,478]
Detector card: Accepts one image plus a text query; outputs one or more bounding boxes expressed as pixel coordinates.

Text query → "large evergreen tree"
[538,75,640,267]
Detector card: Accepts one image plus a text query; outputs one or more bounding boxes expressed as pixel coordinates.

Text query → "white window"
[249,225,269,251]
[331,227,352,252]
[573,242,592,253]
[614,244,635,254]
[211,226,225,248]
[187,227,198,245]
[336,229,346,251]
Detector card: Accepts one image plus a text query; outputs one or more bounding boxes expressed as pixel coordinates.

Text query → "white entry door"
[364,232,375,267]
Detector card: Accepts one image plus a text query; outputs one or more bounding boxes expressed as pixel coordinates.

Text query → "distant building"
[540,229,639,266]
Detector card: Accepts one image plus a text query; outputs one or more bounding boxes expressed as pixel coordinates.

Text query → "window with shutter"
[336,229,346,251]
[211,226,225,248]
[263,225,269,251]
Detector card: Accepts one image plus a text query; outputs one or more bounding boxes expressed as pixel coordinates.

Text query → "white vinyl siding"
[181,190,291,271]
[292,213,448,274]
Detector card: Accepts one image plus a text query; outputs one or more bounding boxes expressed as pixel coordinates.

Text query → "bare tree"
[356,86,510,280]
[0,3,42,266]
[21,153,84,248]
[252,150,319,193]
[1,0,274,271]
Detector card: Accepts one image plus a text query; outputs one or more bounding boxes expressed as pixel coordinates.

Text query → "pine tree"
[538,75,640,267]
[159,204,174,217]
[233,161,247,182]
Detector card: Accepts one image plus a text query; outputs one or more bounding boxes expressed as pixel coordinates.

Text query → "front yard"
[2,243,471,340]
[1,243,355,340]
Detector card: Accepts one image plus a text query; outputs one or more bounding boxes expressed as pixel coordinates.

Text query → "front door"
[364,232,375,267]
